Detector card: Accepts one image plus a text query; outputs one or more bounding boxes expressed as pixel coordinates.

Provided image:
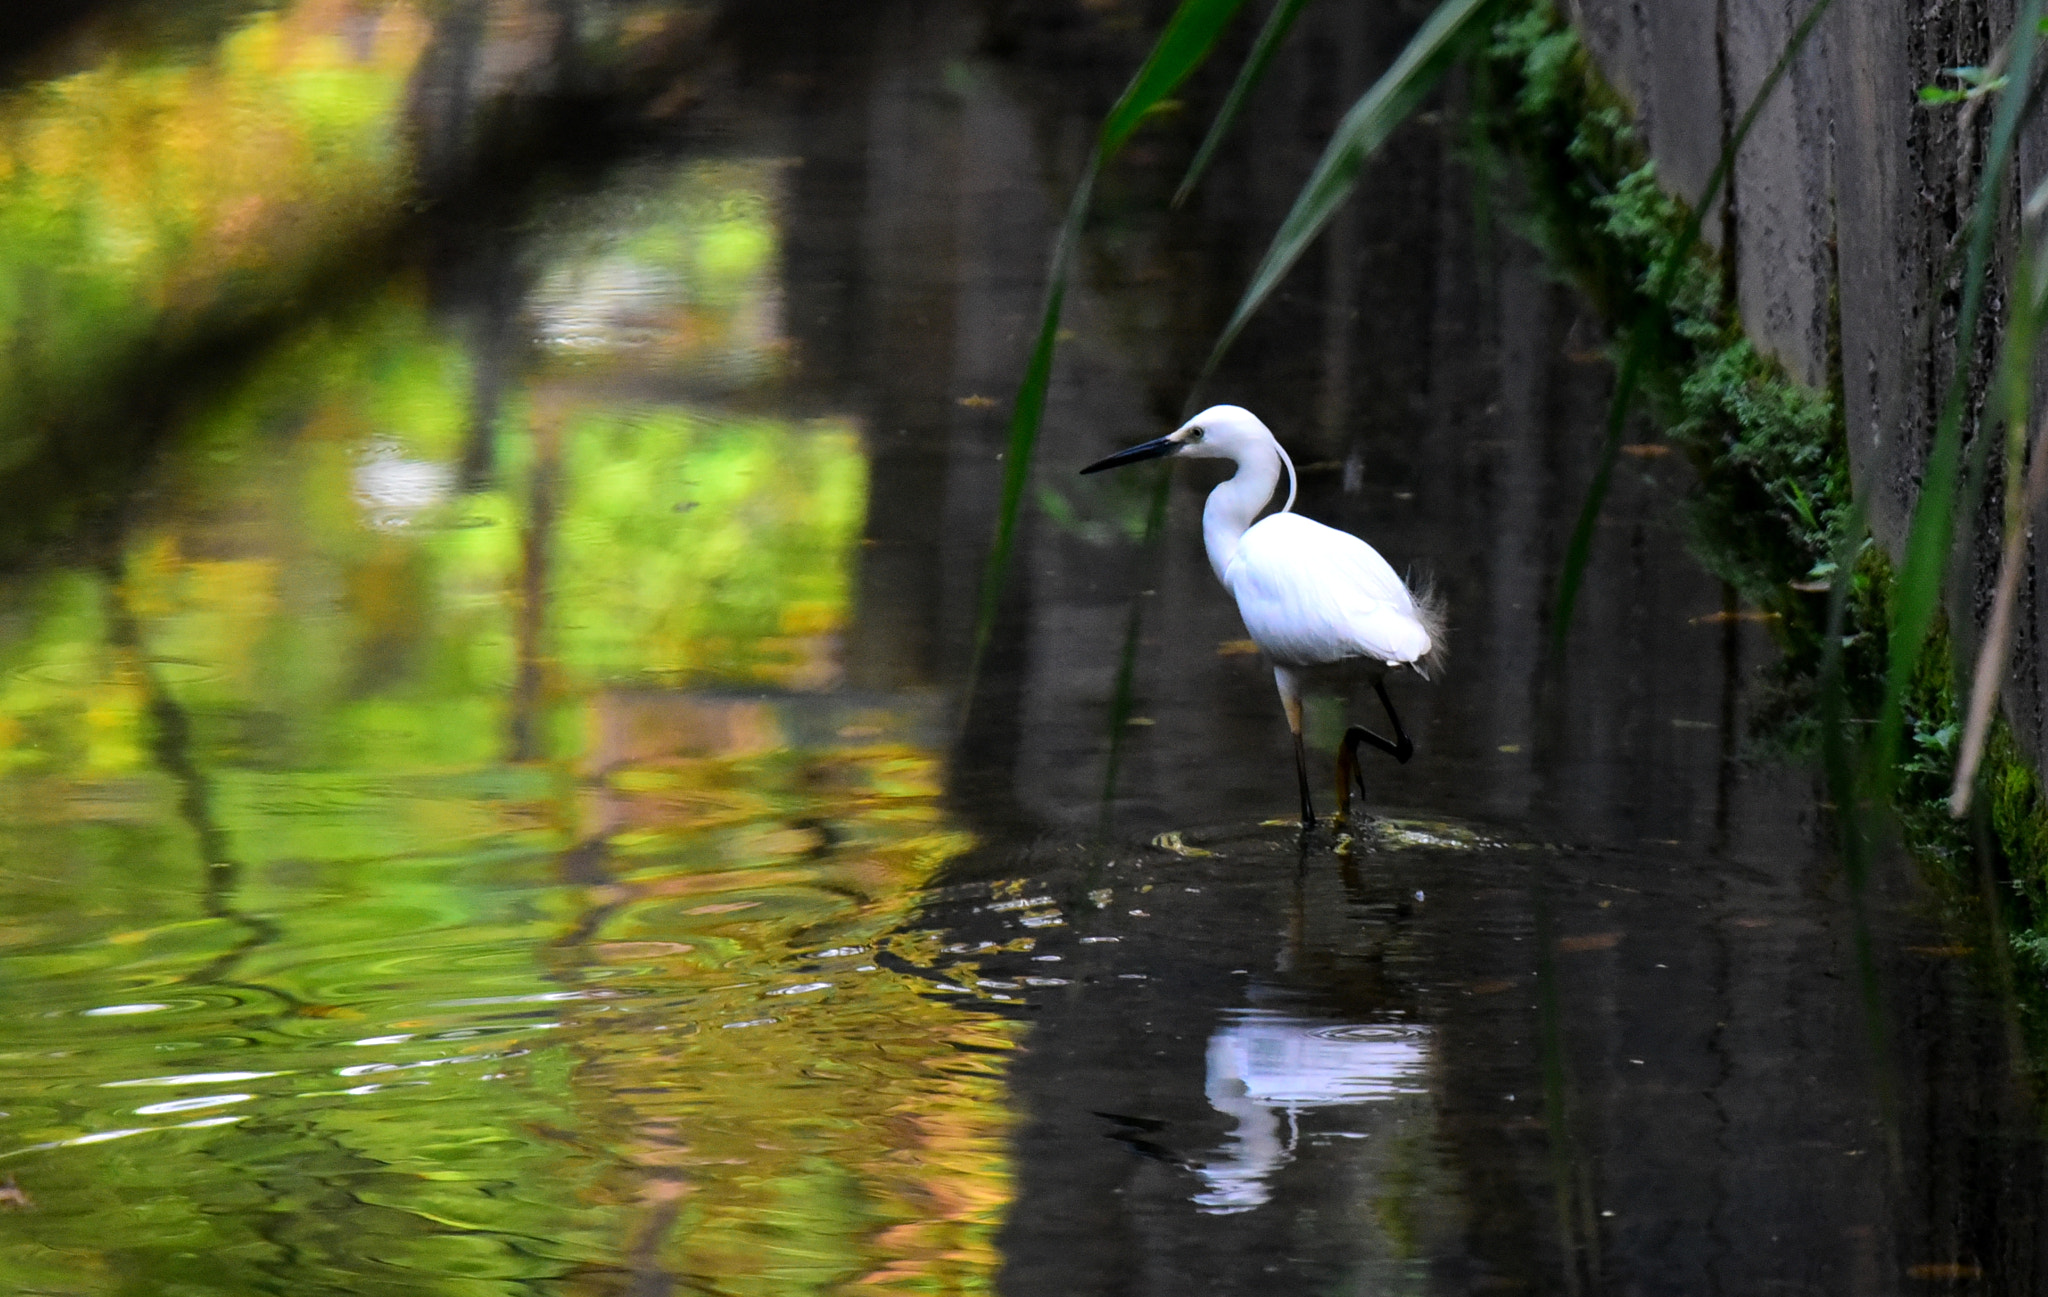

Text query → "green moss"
[1478,3,2048,975]
[1990,727,2048,925]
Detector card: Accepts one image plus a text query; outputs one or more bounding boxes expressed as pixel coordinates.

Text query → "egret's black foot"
[1334,682,1417,823]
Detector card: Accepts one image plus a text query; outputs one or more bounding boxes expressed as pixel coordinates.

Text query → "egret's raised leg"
[1335,739,1363,825]
[1336,680,1414,823]
[1274,666,1315,827]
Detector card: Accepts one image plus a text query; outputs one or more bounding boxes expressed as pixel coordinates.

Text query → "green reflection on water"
[0,67,1014,1295]
[0,0,712,558]
[0,2,423,466]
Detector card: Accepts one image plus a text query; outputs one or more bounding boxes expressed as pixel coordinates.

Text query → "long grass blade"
[1531,872,1595,1292]
[1173,0,1316,208]
[1202,0,1502,375]
[1814,498,1903,1172]
[1817,514,1869,881]
[1550,0,1838,646]
[1102,0,1252,158]
[970,0,1250,680]
[973,177,1091,674]
[1549,342,1644,654]
[1099,468,1177,815]
[1951,207,2048,814]
[1879,0,2044,782]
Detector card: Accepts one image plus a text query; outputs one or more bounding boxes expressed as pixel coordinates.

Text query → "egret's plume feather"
[1410,574,1448,680]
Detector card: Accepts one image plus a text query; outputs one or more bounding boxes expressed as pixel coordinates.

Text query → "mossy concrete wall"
[1560,0,2047,749]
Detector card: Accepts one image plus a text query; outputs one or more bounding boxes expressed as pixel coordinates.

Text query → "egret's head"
[1169,405,1275,462]
[1078,404,1277,474]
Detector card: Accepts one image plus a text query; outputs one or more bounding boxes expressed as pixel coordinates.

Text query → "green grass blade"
[1817,505,1870,885]
[1203,0,1501,375]
[1877,0,2043,781]
[972,177,1090,673]
[970,0,1251,683]
[1549,341,1645,654]
[1814,501,1902,1169]
[1549,0,1838,646]
[1099,468,1176,814]
[1102,0,1252,158]
[1173,0,1316,209]
[1950,230,2048,814]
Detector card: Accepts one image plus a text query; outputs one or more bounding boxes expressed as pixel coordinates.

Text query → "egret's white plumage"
[1081,404,1442,824]
[1227,513,1433,671]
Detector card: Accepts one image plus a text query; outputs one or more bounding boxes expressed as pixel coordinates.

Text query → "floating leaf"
[1556,932,1623,953]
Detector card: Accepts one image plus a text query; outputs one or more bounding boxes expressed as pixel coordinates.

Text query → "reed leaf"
[1878,0,2043,785]
[1550,341,1645,654]
[1103,0,1251,157]
[1203,0,1502,375]
[972,0,1250,678]
[1814,498,1902,1166]
[973,179,1089,677]
[1951,217,2048,814]
[1100,470,1176,812]
[1952,413,2048,814]
[1818,503,1871,886]
[1173,0,1316,209]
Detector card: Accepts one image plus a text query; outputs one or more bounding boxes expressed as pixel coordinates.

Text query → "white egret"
[1081,404,1442,826]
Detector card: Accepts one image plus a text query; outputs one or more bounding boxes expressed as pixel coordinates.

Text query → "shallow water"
[0,1,2042,1293]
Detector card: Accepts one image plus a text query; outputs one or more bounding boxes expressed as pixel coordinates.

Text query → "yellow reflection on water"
[548,731,1011,1292]
[0,61,1012,1291]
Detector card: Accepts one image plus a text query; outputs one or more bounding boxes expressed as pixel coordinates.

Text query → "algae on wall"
[1475,5,2048,974]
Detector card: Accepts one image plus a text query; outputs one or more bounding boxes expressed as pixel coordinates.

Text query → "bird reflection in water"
[1194,1010,1432,1214]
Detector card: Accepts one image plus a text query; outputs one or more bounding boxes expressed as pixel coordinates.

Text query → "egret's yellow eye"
[1188,426,1205,441]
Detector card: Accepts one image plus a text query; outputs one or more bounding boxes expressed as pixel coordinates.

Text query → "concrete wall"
[1564,0,2048,757]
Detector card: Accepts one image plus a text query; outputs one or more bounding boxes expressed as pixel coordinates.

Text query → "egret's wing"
[1225,514,1431,667]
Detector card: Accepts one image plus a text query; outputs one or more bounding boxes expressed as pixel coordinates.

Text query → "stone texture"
[1571,0,2048,773]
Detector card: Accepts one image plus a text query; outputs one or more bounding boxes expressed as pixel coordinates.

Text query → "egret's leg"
[1337,682,1414,823]
[1345,680,1414,763]
[1335,738,1359,825]
[1275,667,1315,826]
[1335,727,1380,824]
[1291,727,1316,827]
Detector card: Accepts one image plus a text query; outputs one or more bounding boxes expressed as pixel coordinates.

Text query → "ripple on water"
[0,806,1024,1297]
[9,656,225,688]
[101,1071,286,1088]
[0,682,1014,1297]
[132,1094,253,1116]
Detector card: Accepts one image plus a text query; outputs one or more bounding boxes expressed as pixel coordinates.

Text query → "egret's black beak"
[1079,434,1180,475]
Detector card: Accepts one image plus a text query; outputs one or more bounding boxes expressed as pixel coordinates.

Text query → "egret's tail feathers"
[1410,576,1448,681]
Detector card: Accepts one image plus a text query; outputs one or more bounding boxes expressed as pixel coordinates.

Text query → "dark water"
[0,1,2041,1293]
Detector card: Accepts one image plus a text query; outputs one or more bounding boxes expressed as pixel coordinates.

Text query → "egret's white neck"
[1201,440,1291,583]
